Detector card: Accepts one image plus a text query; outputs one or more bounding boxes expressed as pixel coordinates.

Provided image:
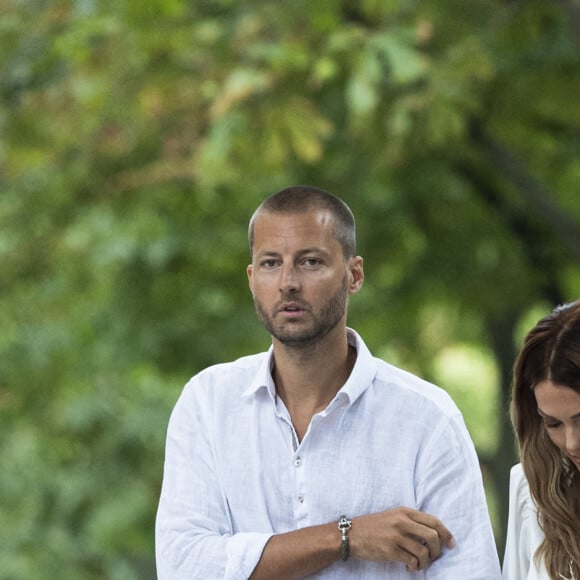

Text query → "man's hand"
[350,507,456,572]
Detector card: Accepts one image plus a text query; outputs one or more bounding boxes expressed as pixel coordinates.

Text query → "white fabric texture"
[156,329,501,579]
[502,463,575,580]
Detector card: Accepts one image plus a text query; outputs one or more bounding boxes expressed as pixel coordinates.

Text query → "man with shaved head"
[156,185,501,579]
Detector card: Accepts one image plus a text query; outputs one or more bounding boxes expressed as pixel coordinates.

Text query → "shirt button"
[294,457,302,467]
[297,495,304,503]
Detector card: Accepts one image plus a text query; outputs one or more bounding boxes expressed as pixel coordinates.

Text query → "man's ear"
[247,264,254,295]
[348,256,364,295]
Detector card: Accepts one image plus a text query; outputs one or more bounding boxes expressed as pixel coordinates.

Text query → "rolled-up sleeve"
[416,414,502,579]
[155,382,272,580]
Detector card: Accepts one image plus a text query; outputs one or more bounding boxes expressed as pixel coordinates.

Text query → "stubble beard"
[254,275,349,348]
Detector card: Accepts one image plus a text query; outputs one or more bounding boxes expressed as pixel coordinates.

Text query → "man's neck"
[271,328,356,440]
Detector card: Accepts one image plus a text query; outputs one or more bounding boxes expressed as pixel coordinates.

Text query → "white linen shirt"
[502,463,575,580]
[156,329,501,579]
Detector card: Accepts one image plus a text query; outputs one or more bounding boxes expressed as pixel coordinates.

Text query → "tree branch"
[479,132,580,261]
[557,0,580,43]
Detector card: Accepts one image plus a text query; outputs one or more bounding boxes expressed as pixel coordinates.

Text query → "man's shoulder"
[189,350,270,389]
[372,356,461,418]
[349,328,462,419]
[171,350,272,417]
[200,351,269,373]
[168,351,272,434]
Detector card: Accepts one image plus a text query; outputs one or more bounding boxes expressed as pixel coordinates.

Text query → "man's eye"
[303,258,321,266]
[261,260,278,268]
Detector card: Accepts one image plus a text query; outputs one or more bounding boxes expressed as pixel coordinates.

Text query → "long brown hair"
[511,299,580,579]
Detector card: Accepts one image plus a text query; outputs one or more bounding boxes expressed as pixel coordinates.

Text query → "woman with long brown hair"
[503,300,580,579]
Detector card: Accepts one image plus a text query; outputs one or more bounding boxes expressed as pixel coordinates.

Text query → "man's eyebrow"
[254,247,330,258]
[254,250,281,258]
[296,247,329,256]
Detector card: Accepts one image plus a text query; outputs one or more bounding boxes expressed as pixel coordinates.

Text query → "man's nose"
[279,264,300,293]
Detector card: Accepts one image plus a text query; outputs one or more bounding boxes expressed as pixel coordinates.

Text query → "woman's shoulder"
[503,463,549,580]
[509,463,534,515]
[509,462,526,485]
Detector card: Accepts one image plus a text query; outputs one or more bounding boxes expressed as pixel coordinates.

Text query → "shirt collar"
[340,328,377,405]
[242,345,277,400]
[241,328,377,407]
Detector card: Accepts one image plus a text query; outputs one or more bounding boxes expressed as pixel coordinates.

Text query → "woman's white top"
[503,463,574,580]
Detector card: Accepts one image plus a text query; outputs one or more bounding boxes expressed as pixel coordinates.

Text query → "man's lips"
[277,302,308,315]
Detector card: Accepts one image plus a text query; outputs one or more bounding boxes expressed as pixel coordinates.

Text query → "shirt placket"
[292,447,309,526]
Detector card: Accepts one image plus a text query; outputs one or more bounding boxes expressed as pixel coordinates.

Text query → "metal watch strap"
[337,515,352,562]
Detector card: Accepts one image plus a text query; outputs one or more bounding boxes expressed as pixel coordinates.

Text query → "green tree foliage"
[1,0,579,577]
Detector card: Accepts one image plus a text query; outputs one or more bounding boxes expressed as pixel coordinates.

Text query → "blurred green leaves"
[1,0,579,577]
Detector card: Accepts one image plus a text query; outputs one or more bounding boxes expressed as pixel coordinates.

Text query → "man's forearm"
[249,521,341,580]
[249,507,456,578]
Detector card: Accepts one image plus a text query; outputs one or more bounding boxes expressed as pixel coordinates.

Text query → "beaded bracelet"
[337,515,352,562]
